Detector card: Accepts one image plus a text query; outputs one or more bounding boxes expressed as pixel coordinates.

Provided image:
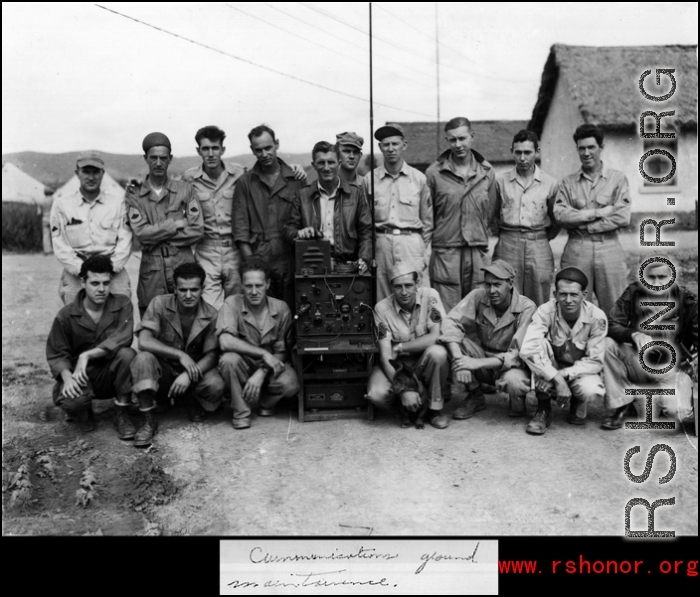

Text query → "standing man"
[367,262,450,429]
[130,262,225,447]
[426,117,497,313]
[492,130,560,306]
[183,126,245,309]
[520,267,607,435]
[46,255,136,437]
[363,123,433,301]
[233,125,306,307]
[51,151,132,304]
[553,123,632,316]
[284,141,372,274]
[601,260,697,429]
[217,258,299,430]
[439,260,536,420]
[336,131,364,185]
[125,132,203,316]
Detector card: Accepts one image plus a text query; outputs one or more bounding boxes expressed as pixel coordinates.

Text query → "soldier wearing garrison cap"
[125,132,203,316]
[367,261,450,429]
[519,266,607,435]
[439,259,537,421]
[336,131,364,185]
[363,123,433,301]
[50,150,133,305]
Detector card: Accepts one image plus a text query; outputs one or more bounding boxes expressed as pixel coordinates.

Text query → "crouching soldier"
[520,267,607,435]
[217,258,299,430]
[130,262,225,447]
[601,259,697,429]
[440,260,536,420]
[367,262,450,429]
[46,255,136,435]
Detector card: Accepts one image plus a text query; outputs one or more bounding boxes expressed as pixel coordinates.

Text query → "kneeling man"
[520,267,607,434]
[130,262,225,446]
[217,258,299,429]
[601,259,697,429]
[367,262,450,429]
[46,255,136,435]
[440,260,536,420]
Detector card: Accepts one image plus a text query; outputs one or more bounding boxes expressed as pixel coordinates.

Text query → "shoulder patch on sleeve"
[597,319,606,331]
[188,199,200,215]
[429,307,442,323]
[128,206,142,224]
[377,321,388,340]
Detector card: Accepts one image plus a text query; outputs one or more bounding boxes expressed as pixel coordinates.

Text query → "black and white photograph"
[2,1,697,549]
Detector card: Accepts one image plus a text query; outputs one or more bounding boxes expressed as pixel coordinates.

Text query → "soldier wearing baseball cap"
[363,122,433,301]
[367,261,450,429]
[439,259,537,421]
[519,265,607,435]
[124,132,203,317]
[336,131,364,185]
[50,150,133,305]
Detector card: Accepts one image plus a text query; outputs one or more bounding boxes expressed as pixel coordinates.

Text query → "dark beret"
[555,267,589,290]
[142,132,171,153]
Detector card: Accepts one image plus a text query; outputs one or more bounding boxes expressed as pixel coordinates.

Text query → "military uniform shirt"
[363,162,433,247]
[440,287,536,364]
[520,299,608,381]
[136,295,219,363]
[494,166,559,232]
[554,164,631,233]
[216,294,292,355]
[50,187,132,276]
[46,292,134,377]
[183,161,245,239]
[374,287,446,343]
[124,176,203,249]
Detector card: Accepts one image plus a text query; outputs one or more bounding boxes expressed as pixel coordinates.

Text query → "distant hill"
[2,151,313,190]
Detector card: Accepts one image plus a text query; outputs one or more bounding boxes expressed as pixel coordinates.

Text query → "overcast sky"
[2,2,697,158]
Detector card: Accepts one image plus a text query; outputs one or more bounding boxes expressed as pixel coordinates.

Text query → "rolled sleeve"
[216,298,240,338]
[439,292,478,345]
[135,299,161,336]
[566,317,607,379]
[96,300,134,357]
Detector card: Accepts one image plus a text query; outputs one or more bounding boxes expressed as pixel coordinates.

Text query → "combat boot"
[114,406,136,440]
[134,410,158,448]
[452,392,486,419]
[566,396,585,425]
[526,400,552,435]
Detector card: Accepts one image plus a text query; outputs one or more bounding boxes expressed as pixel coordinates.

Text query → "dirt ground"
[2,232,698,536]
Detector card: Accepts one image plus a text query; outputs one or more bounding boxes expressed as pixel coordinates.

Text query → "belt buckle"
[526,232,537,241]
[161,245,170,257]
[590,234,603,242]
[392,228,401,236]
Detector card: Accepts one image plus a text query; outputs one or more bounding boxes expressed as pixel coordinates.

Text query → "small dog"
[389,359,429,429]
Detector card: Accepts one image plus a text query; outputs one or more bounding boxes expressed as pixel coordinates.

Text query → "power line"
[301,2,535,89]
[375,3,534,85]
[261,1,436,91]
[94,4,436,119]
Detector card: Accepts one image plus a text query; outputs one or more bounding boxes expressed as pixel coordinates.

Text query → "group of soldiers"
[45,119,697,446]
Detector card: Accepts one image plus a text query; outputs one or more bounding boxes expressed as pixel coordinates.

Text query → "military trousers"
[195,238,241,310]
[430,244,489,313]
[376,231,430,302]
[603,338,693,422]
[367,345,448,412]
[560,233,627,316]
[52,347,136,414]
[130,351,226,411]
[218,352,299,420]
[493,230,554,306]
